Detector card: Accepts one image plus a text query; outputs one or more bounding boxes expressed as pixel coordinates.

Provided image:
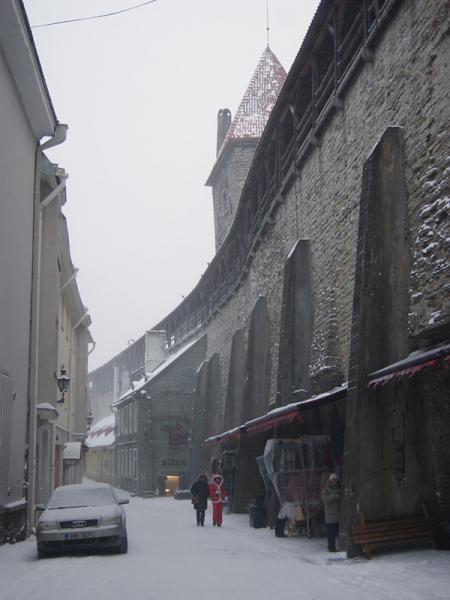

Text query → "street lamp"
[56,366,70,405]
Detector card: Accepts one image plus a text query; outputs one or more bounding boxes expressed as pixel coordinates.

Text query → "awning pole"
[301,442,310,539]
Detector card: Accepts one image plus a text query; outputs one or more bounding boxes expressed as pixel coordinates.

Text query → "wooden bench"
[352,508,437,558]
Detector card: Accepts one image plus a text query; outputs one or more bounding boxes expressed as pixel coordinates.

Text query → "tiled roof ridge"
[221,46,287,149]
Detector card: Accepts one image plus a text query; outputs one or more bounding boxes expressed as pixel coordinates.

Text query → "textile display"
[263,437,333,524]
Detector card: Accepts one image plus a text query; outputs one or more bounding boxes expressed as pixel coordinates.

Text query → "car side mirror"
[35,504,45,512]
[118,498,129,505]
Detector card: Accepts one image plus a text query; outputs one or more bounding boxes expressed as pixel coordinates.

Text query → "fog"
[24,0,320,369]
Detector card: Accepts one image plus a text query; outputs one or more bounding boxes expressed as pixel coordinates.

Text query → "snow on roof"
[204,383,348,445]
[36,402,56,411]
[90,413,115,430]
[114,337,201,406]
[63,442,82,460]
[221,47,286,149]
[85,413,115,448]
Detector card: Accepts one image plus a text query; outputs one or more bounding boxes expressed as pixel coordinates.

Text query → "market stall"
[263,436,334,536]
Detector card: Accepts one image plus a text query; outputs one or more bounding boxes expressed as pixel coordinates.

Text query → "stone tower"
[206,47,286,251]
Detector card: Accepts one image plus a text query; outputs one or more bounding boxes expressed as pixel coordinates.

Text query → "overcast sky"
[24,0,320,370]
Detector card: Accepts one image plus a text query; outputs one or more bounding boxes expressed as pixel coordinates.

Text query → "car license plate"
[64,531,94,540]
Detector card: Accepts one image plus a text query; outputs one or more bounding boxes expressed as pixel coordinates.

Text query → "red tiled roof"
[220,46,287,150]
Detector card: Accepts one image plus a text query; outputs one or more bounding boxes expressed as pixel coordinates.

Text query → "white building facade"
[0,0,92,543]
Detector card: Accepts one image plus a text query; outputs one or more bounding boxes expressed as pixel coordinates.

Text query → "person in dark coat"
[190,474,210,526]
[321,473,341,552]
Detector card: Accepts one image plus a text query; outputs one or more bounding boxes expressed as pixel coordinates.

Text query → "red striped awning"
[203,428,242,447]
[203,383,347,447]
[244,409,303,435]
[203,408,303,447]
[368,344,450,388]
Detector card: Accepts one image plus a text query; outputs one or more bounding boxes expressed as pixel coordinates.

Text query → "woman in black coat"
[190,474,209,526]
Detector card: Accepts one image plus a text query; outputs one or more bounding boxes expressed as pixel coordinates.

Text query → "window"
[133,448,138,479]
[134,401,138,433]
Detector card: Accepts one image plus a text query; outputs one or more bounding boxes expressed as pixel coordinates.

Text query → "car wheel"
[117,535,128,554]
[37,547,47,559]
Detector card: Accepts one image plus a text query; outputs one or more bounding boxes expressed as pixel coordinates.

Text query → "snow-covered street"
[1,496,449,600]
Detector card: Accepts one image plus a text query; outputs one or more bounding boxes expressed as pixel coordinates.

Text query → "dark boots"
[275,518,287,537]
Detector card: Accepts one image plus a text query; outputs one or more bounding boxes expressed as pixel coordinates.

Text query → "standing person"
[190,474,210,526]
[321,473,341,552]
[209,473,228,527]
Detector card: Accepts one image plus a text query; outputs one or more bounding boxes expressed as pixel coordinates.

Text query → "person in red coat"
[209,474,228,527]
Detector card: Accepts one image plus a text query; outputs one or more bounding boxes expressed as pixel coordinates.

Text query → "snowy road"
[1,496,449,600]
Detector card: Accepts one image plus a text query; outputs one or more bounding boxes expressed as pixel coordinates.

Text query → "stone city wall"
[202,0,450,434]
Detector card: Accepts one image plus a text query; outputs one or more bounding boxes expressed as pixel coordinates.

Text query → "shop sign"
[161,458,186,468]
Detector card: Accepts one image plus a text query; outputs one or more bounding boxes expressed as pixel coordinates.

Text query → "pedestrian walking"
[321,473,341,552]
[190,474,210,526]
[209,473,228,527]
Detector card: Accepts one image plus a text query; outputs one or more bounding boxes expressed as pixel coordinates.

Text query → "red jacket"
[209,475,228,504]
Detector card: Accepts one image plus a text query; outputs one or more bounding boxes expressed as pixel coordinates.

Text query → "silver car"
[36,483,129,558]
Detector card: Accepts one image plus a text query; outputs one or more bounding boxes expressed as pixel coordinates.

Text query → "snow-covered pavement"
[1,496,449,600]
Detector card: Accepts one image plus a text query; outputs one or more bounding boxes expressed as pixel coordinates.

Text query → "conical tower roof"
[221,46,287,150]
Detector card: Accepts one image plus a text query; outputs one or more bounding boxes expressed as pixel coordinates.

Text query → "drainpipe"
[66,309,89,442]
[26,124,68,537]
[41,123,68,151]
[88,341,97,357]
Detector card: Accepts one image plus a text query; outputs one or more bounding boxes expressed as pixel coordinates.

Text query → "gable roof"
[0,0,57,139]
[113,336,205,407]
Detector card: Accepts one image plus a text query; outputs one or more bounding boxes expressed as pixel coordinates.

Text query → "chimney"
[216,108,232,155]
[145,330,167,374]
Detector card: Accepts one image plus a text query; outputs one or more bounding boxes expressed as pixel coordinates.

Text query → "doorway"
[164,474,181,496]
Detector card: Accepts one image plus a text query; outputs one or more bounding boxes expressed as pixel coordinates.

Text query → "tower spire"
[206,46,287,250]
[266,0,270,47]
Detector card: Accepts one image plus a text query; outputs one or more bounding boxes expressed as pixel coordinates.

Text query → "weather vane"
[266,0,270,47]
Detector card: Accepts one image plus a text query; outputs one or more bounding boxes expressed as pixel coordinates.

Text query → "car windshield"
[47,486,115,509]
